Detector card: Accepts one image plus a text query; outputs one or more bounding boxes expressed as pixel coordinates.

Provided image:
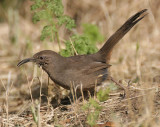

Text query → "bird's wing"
[81,62,111,75]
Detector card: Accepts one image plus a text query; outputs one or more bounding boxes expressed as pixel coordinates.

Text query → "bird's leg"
[109,76,125,89]
[109,76,126,97]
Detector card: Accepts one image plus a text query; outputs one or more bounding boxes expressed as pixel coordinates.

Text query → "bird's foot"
[109,76,127,98]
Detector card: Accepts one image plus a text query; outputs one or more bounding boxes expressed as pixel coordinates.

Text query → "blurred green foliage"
[31,0,75,42]
[31,0,104,57]
[83,23,104,44]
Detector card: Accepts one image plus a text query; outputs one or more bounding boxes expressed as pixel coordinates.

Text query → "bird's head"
[17,50,60,69]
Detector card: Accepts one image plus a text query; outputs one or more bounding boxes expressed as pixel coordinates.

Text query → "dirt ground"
[0,0,160,126]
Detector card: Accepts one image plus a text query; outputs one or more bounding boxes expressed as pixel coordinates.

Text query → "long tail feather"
[98,9,148,63]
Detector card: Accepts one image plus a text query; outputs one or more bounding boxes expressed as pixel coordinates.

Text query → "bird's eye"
[39,56,43,60]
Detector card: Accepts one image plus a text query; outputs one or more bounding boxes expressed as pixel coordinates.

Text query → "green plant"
[60,34,99,57]
[97,88,110,102]
[97,83,117,102]
[60,23,104,57]
[31,0,104,57]
[31,0,75,49]
[82,98,102,126]
[31,104,38,124]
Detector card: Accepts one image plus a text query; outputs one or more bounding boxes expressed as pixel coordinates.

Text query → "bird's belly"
[46,67,108,91]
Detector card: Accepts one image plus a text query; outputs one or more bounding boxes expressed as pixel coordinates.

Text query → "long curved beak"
[17,57,35,67]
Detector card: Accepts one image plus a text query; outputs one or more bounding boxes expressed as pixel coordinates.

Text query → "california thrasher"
[17,9,147,92]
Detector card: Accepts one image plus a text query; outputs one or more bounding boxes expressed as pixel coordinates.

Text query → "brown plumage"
[17,9,147,92]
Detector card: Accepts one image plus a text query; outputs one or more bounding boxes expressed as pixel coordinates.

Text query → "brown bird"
[17,9,147,92]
